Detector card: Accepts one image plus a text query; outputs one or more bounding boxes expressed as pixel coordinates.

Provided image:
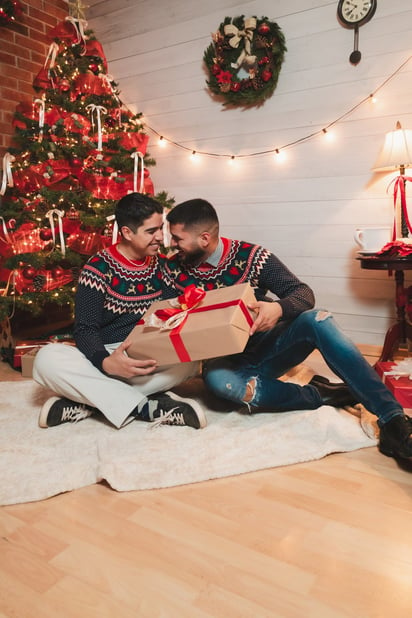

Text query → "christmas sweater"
[162,237,315,320]
[74,244,174,371]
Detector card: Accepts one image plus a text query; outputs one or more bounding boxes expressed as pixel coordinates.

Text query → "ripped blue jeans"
[202,309,402,424]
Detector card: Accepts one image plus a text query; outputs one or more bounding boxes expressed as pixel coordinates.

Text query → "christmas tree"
[0,5,164,330]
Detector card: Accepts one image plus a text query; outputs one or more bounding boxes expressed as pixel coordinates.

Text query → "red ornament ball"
[68,206,80,220]
[23,266,36,279]
[231,82,241,92]
[59,78,71,92]
[40,228,53,241]
[261,69,273,82]
[52,266,64,278]
[104,116,116,128]
[89,63,99,74]
[258,23,270,34]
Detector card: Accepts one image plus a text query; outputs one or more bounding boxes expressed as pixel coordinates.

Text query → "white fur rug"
[0,371,378,506]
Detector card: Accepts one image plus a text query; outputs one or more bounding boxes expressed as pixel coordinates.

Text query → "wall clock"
[337,0,377,65]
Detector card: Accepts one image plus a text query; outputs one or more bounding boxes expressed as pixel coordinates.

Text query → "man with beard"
[163,198,412,465]
[33,193,206,430]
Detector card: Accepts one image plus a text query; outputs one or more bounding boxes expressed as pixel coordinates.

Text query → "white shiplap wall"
[86,0,412,346]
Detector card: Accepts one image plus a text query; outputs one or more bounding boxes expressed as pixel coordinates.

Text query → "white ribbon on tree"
[131,151,145,193]
[0,153,15,196]
[41,42,59,89]
[100,73,121,107]
[223,17,257,69]
[34,98,45,142]
[44,41,59,71]
[46,209,66,256]
[86,104,107,151]
[1,269,17,300]
[106,214,119,244]
[65,16,88,47]
[0,217,11,243]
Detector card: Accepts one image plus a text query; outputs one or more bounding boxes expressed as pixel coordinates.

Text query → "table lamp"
[373,121,412,240]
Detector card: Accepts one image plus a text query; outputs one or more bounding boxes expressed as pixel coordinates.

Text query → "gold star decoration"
[65,0,89,20]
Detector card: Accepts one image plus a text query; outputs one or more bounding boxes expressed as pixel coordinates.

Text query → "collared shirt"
[201,238,224,268]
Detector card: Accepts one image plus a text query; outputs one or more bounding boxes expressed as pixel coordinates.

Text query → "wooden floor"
[1,348,412,617]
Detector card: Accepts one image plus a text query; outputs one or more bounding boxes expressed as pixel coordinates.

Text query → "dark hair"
[166,198,219,229]
[115,192,163,232]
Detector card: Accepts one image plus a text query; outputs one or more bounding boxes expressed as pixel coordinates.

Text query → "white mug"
[354,227,391,252]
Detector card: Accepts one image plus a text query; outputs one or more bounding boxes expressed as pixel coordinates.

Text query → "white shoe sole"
[38,396,60,428]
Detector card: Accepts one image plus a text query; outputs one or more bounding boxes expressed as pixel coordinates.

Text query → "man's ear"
[199,231,211,248]
[120,225,133,240]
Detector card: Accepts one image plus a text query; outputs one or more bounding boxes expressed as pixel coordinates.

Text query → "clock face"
[337,0,377,27]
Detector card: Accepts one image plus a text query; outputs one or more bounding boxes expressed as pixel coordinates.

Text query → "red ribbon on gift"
[139,285,254,362]
[151,285,253,362]
[169,297,254,362]
[154,285,206,322]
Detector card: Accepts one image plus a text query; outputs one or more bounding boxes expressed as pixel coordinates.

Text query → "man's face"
[122,212,164,259]
[169,222,207,266]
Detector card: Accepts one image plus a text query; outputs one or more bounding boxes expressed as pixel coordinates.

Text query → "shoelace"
[61,405,91,423]
[150,407,185,429]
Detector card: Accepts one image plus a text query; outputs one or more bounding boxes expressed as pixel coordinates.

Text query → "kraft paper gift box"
[21,348,41,378]
[375,361,412,409]
[16,339,75,374]
[125,282,256,367]
[13,340,50,369]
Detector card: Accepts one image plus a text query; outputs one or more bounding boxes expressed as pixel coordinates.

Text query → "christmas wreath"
[0,0,23,27]
[203,15,287,107]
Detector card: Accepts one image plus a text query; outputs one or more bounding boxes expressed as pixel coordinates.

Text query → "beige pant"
[33,342,200,428]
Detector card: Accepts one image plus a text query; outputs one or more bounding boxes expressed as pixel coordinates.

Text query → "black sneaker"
[148,391,207,429]
[379,414,412,460]
[39,396,95,428]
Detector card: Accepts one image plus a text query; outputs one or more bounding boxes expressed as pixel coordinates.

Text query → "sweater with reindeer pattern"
[73,244,175,371]
[162,237,314,319]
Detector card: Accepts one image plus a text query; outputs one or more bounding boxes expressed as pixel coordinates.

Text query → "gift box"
[125,283,256,367]
[21,348,41,378]
[15,338,75,373]
[375,361,412,409]
[13,340,50,369]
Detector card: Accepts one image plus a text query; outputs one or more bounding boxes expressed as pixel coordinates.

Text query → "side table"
[357,254,412,362]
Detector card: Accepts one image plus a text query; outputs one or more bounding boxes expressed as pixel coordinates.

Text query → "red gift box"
[375,361,412,409]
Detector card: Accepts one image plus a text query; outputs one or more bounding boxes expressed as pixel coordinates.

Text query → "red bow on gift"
[155,285,206,323]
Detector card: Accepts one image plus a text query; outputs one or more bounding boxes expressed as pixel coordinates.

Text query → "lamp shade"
[373,121,412,171]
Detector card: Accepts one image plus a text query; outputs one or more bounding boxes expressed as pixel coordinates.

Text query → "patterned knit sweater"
[74,244,174,370]
[162,237,315,320]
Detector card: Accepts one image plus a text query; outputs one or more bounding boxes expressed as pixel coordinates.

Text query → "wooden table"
[357,254,412,362]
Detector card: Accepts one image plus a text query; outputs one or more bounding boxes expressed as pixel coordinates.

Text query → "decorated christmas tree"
[0,6,163,329]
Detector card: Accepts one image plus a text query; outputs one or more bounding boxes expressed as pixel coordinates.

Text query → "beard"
[178,247,208,267]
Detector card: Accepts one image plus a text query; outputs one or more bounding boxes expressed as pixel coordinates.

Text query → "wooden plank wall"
[86,0,412,346]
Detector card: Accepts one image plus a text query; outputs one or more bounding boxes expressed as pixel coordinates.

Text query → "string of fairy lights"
[141,53,412,164]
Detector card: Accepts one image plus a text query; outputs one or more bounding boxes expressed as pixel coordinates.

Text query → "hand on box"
[103,341,158,379]
[248,301,283,335]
